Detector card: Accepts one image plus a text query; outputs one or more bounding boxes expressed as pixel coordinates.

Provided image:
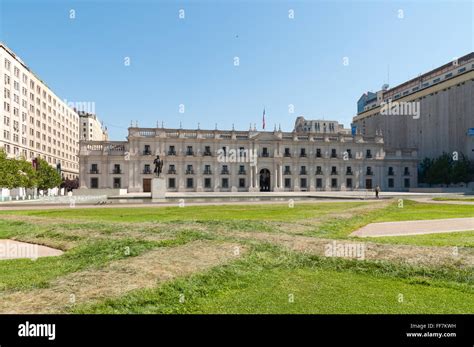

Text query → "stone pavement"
[351,218,474,237]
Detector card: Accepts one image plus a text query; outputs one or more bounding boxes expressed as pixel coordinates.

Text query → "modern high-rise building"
[353,53,474,161]
[0,43,80,179]
[78,111,108,142]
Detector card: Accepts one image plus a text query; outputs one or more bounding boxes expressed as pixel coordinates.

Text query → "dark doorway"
[259,169,271,192]
[143,178,151,192]
[365,179,372,190]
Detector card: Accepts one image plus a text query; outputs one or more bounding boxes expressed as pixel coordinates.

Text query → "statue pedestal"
[152,178,166,200]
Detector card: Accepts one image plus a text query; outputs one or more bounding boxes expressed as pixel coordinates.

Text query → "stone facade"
[79,123,418,193]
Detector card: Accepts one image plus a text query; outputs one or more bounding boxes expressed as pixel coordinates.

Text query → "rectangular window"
[300,178,307,188]
[90,163,98,174]
[168,178,176,189]
[222,178,229,188]
[239,178,245,188]
[404,178,410,188]
[204,178,211,189]
[388,178,394,188]
[284,178,291,188]
[186,178,193,188]
[346,178,352,188]
[90,177,98,189]
[316,178,322,188]
[331,178,338,188]
[113,177,121,189]
[144,145,151,155]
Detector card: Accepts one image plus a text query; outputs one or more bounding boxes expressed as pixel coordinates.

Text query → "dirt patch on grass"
[0,240,245,313]
[228,231,474,268]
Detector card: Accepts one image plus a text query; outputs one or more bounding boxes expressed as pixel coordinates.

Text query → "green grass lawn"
[0,199,473,314]
[312,200,474,241]
[364,230,474,248]
[432,197,474,202]
[0,202,367,222]
[73,245,474,314]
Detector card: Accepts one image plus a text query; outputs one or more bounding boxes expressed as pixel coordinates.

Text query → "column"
[274,167,278,190]
[279,164,283,189]
[250,165,254,189]
[255,165,259,189]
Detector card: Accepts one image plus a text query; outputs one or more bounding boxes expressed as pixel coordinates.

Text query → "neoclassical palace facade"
[78,119,418,193]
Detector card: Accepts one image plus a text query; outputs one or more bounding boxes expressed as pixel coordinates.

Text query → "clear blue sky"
[1,0,472,140]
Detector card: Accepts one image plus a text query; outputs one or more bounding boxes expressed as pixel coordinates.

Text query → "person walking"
[375,185,380,199]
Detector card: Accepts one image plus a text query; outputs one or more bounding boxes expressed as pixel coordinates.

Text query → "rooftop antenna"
[179,121,182,129]
[161,121,164,128]
[215,123,218,130]
[197,122,200,130]
[232,123,235,131]
[278,123,281,131]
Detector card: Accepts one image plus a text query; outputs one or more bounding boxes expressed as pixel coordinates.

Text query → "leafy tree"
[418,157,433,184]
[0,150,21,189]
[451,153,471,184]
[419,152,473,186]
[35,158,62,191]
[425,153,451,185]
[61,177,79,192]
[16,158,37,189]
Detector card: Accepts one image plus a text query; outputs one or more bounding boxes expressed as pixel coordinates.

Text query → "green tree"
[35,158,62,191]
[418,157,433,184]
[16,158,37,188]
[451,153,471,184]
[425,153,451,185]
[0,150,21,189]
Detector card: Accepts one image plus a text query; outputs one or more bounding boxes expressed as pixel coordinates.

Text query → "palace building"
[78,118,418,193]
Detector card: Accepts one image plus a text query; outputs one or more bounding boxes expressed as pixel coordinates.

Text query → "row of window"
[1,144,78,169]
[89,164,411,176]
[143,145,375,159]
[90,177,411,190]
[4,57,77,117]
[3,100,79,141]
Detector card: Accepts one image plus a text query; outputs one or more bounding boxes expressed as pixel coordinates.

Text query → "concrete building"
[78,119,418,193]
[353,53,474,161]
[78,111,108,142]
[0,43,80,178]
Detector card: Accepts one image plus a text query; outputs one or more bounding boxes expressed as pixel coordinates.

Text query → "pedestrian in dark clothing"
[375,185,380,199]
